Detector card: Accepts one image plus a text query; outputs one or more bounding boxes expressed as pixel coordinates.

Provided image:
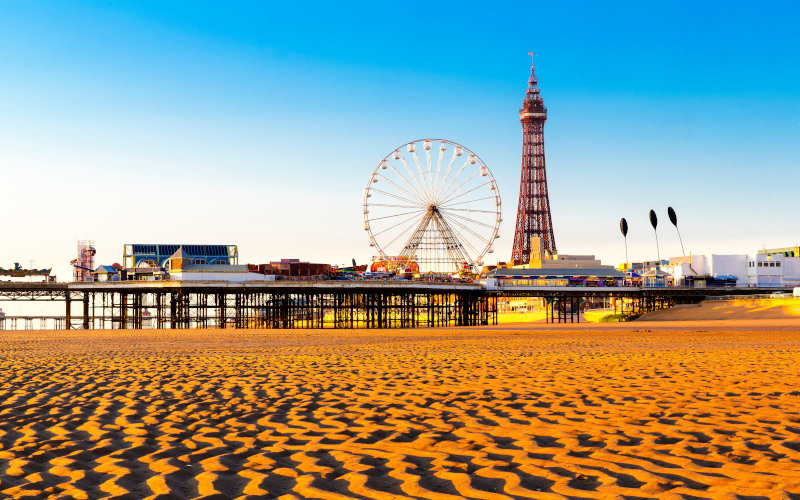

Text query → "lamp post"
[620,218,629,270]
[668,206,685,256]
[649,210,660,269]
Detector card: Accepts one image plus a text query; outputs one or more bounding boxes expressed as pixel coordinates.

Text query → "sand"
[1,325,799,499]
[637,298,800,322]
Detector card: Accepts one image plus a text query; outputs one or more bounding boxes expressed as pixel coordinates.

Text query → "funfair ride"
[72,240,96,282]
[363,139,501,275]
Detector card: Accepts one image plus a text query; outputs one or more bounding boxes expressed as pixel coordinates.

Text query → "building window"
[758,262,763,267]
[776,262,781,267]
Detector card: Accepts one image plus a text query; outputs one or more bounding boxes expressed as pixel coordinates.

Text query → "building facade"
[123,244,238,269]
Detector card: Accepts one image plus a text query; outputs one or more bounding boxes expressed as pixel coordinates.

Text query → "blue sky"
[1,1,798,288]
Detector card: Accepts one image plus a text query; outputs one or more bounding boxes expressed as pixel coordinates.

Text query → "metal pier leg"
[169,292,178,330]
[65,292,71,330]
[120,294,128,329]
[219,293,226,329]
[83,294,90,330]
[135,292,143,329]
[156,293,162,329]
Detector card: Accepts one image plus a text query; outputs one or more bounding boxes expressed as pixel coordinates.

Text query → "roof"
[177,264,251,273]
[485,268,625,278]
[641,269,670,277]
[170,246,187,260]
[127,267,165,273]
[128,244,235,257]
[94,265,118,273]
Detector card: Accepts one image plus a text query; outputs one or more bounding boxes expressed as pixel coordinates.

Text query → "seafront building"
[87,244,329,283]
[73,239,800,290]
[165,247,272,283]
[632,246,800,288]
[486,237,624,286]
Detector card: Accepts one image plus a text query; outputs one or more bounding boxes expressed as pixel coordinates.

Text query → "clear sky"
[1,0,799,287]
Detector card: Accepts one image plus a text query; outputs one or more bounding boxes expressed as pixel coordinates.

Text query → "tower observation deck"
[510,60,556,264]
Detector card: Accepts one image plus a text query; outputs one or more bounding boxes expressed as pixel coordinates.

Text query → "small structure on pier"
[1,263,53,279]
[167,247,272,283]
[94,265,121,282]
[484,267,626,289]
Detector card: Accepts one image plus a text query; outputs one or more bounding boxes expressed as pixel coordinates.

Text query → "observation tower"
[510,59,556,264]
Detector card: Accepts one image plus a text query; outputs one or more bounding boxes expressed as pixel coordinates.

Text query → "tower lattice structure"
[510,62,556,264]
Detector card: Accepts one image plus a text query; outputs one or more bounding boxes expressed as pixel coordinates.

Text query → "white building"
[166,247,274,283]
[747,253,800,287]
[169,264,275,282]
[664,253,800,288]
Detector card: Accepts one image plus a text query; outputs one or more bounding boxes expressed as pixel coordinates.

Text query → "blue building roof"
[124,244,238,267]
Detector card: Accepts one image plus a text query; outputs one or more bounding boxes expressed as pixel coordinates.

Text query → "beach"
[1,322,799,499]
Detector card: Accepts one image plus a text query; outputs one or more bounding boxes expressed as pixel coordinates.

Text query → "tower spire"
[525,52,541,101]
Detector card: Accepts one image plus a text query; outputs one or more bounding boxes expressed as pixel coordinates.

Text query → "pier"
[0,281,792,329]
[0,282,495,330]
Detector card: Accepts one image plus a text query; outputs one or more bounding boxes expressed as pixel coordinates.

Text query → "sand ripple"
[0,327,799,498]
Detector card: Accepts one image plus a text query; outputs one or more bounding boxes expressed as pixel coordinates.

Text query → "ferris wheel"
[363,139,502,274]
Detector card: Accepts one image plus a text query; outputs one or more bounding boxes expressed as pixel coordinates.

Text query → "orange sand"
[1,326,799,499]
[638,298,800,322]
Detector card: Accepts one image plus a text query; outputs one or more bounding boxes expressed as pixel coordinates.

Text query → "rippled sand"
[1,325,799,499]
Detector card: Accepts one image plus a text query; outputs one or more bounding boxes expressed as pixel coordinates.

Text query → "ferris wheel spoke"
[380,221,424,253]
[370,188,425,207]
[368,203,425,209]
[439,195,496,208]
[441,210,496,230]
[396,153,429,203]
[378,174,428,206]
[444,214,494,248]
[409,149,430,202]
[425,145,433,199]
[370,211,427,238]
[435,158,472,204]
[439,171,482,205]
[432,143,445,201]
[440,179,493,206]
[398,209,435,259]
[432,213,474,267]
[433,148,459,203]
[439,207,498,214]
[385,163,428,203]
[438,214,483,258]
[443,225,488,264]
[368,208,427,222]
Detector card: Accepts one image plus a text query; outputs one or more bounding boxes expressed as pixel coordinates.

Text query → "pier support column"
[218,293,226,329]
[121,294,128,329]
[83,293,90,330]
[170,292,177,329]
[65,292,71,330]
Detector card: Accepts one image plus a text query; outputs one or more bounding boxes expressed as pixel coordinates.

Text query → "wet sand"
[1,324,799,499]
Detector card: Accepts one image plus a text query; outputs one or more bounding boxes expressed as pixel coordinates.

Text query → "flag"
[528,52,533,55]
